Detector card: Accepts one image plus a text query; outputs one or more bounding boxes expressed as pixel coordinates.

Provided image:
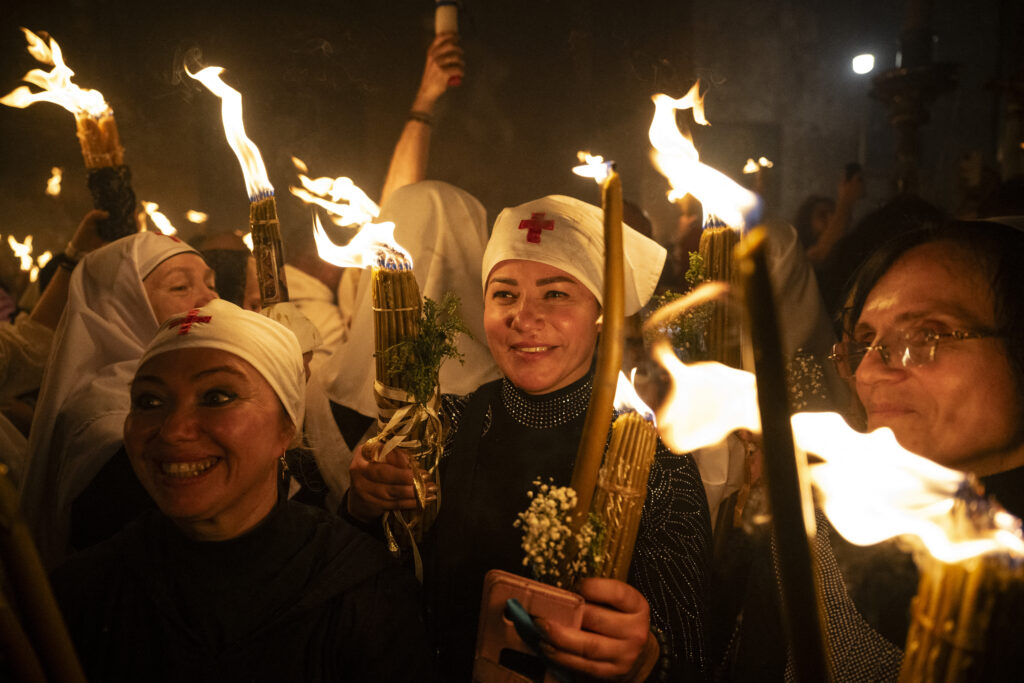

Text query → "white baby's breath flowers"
[515,478,604,587]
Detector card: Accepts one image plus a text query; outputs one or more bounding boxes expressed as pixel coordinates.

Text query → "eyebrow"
[486,275,578,288]
[132,365,248,387]
[855,306,989,334]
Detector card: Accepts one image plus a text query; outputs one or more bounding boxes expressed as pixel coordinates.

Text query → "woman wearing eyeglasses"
[835,217,1024,516]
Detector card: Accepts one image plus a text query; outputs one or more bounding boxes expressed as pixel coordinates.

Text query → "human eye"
[489,288,516,301]
[131,391,164,411]
[543,288,569,299]
[200,389,237,406]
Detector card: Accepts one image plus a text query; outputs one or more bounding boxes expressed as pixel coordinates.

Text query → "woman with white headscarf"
[348,195,712,680]
[20,231,217,568]
[50,299,430,681]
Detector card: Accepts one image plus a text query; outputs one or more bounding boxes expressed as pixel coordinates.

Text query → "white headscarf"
[484,195,667,316]
[325,181,500,417]
[141,299,305,428]
[20,232,201,567]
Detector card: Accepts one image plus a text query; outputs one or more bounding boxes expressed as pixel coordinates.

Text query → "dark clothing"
[52,499,431,682]
[980,465,1024,519]
[425,374,713,680]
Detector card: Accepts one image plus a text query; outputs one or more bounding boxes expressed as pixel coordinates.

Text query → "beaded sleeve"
[629,445,713,679]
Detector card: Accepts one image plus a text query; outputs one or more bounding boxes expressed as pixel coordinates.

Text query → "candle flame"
[8,235,34,270]
[141,201,178,235]
[311,214,412,270]
[186,210,208,224]
[1,28,110,118]
[289,156,380,228]
[572,151,614,184]
[649,82,761,230]
[45,166,63,196]
[742,158,759,174]
[186,65,273,201]
[36,251,52,269]
[758,157,773,169]
[242,232,254,251]
[614,369,656,424]
[651,336,1024,563]
[289,157,412,270]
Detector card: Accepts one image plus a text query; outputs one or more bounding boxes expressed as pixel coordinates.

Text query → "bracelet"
[63,241,84,264]
[408,110,433,126]
[55,253,77,272]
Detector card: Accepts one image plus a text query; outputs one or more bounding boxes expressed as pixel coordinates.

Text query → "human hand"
[347,441,422,521]
[414,33,465,110]
[534,578,652,680]
[69,209,110,254]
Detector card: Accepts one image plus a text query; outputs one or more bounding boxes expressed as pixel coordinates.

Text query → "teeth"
[161,458,217,478]
[517,346,551,353]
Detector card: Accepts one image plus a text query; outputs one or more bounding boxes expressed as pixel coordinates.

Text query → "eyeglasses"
[829,328,997,379]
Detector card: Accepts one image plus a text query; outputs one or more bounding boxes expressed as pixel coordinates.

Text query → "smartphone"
[473,569,584,683]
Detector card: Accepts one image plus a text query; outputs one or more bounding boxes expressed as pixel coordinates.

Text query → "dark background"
[0,0,1020,261]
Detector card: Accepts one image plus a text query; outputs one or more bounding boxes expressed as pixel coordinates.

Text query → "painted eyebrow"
[536,276,576,286]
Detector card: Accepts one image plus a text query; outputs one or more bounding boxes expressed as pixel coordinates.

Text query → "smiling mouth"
[160,457,218,478]
[513,345,554,353]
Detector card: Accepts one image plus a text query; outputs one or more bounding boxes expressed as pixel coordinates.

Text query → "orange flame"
[141,201,178,235]
[1,28,109,117]
[649,81,761,229]
[186,66,273,201]
[614,369,656,424]
[572,151,613,184]
[289,156,380,227]
[45,166,62,196]
[311,214,412,270]
[186,210,208,224]
[288,157,411,269]
[8,235,33,271]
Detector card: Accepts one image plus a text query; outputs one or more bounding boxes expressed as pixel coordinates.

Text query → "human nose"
[510,296,543,331]
[158,402,200,442]
[194,283,217,308]
[854,342,902,383]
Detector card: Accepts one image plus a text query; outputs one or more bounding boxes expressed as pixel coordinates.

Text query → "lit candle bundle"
[2,28,137,240]
[648,82,761,369]
[296,164,445,550]
[899,505,1024,681]
[697,220,742,367]
[590,372,658,580]
[187,66,289,305]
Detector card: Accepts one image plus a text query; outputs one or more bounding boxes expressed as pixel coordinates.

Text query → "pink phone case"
[473,569,584,683]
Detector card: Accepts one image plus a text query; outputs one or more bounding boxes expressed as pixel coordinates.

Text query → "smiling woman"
[50,299,431,680]
[838,218,1024,511]
[20,231,220,569]
[348,193,713,679]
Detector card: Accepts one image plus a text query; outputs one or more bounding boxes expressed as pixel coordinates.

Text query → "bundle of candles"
[186,66,289,305]
[697,217,742,367]
[648,83,761,370]
[899,497,1024,682]
[2,29,137,240]
[590,372,659,580]
[297,170,442,550]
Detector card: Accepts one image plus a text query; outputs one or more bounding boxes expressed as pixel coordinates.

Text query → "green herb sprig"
[380,291,471,405]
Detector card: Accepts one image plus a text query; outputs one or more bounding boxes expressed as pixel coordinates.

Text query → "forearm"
[28,265,73,330]
[380,114,433,205]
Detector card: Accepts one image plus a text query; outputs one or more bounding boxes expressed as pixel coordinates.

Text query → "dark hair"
[793,195,834,249]
[841,219,1024,401]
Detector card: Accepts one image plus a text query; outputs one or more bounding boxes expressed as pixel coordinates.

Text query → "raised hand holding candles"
[2,28,137,241]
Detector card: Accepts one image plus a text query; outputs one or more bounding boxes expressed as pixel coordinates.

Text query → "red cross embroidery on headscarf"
[169,309,211,335]
[518,212,554,244]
